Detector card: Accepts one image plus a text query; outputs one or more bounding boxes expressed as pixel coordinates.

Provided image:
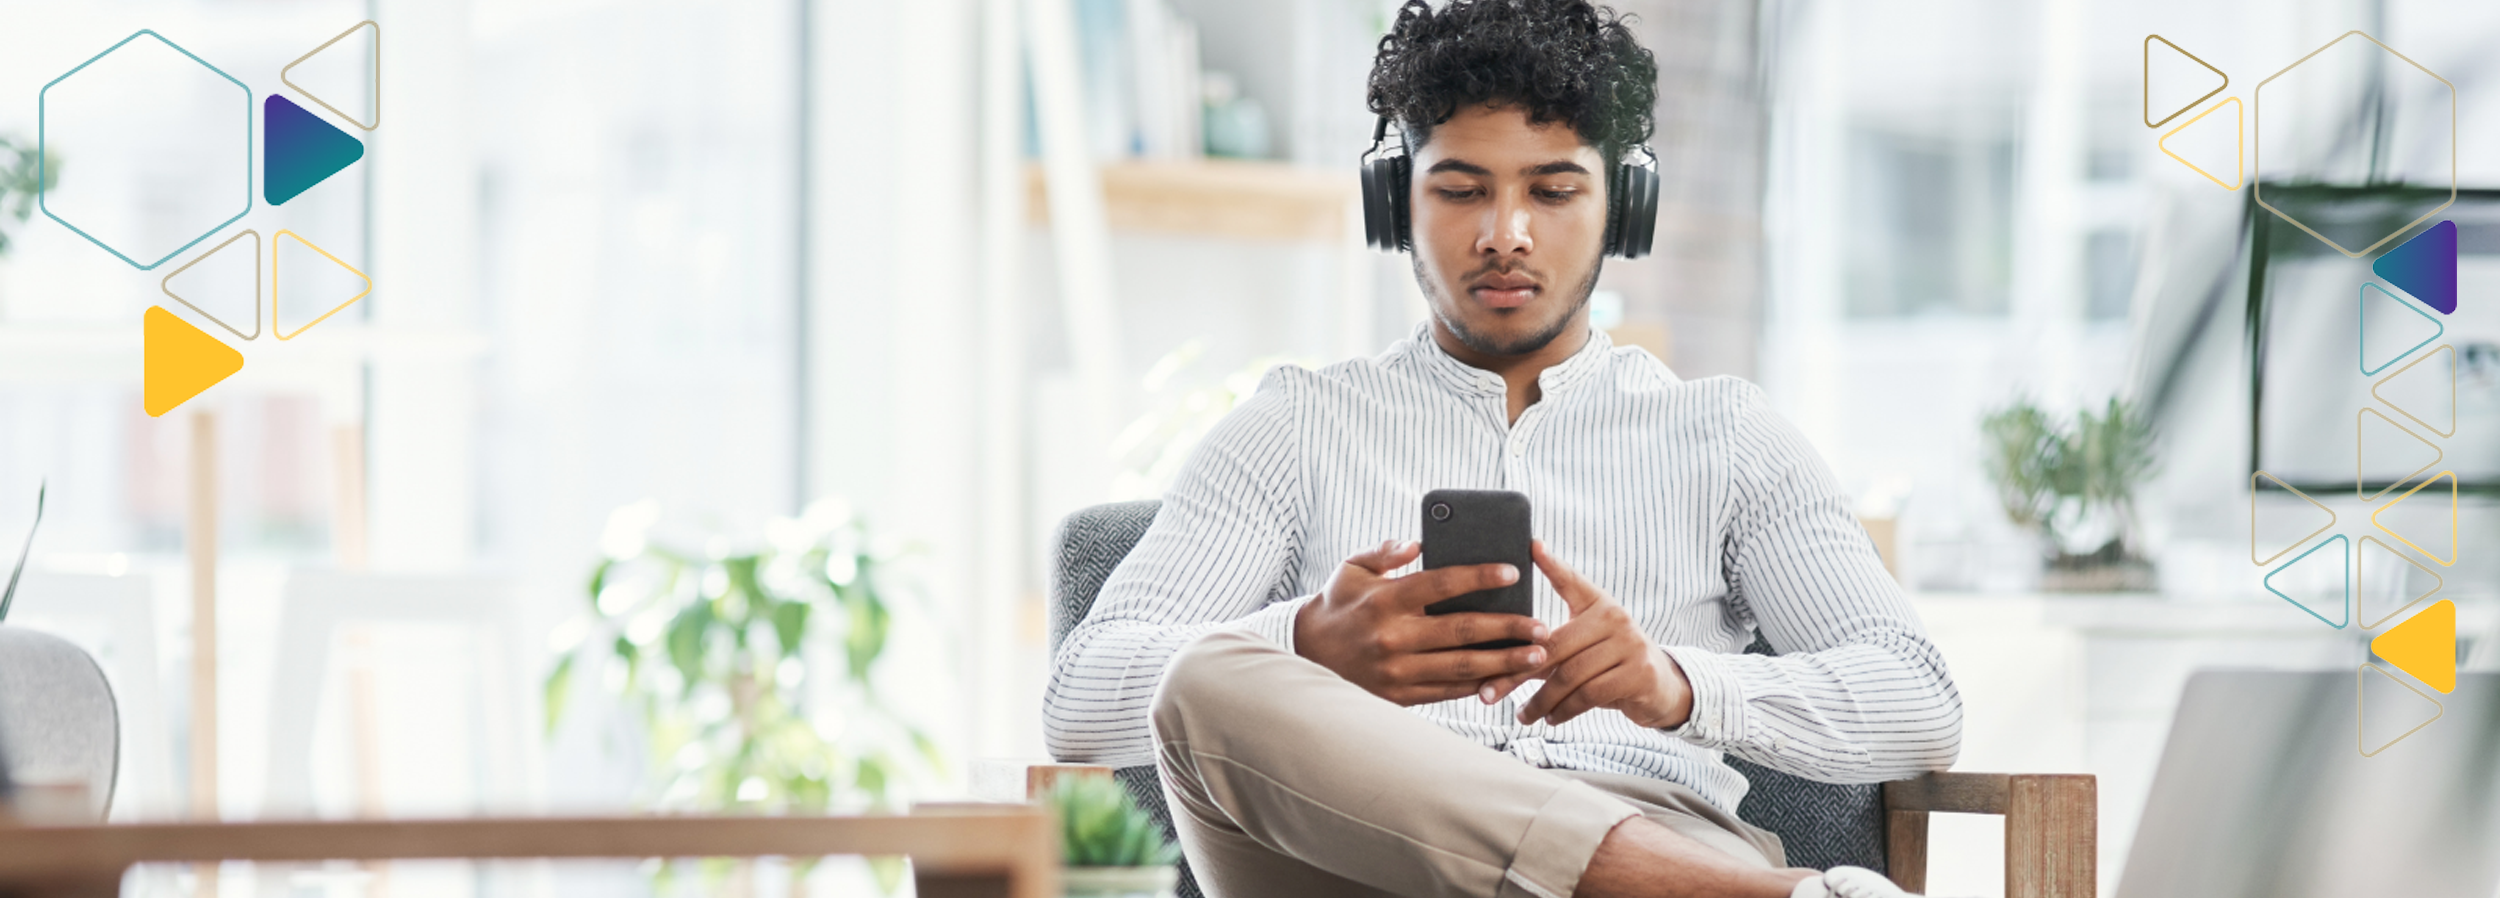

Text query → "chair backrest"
[0,625,119,820]
[1049,500,1888,875]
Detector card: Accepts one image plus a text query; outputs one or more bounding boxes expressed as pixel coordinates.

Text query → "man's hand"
[1482,541,1694,729]
[1295,540,1552,706]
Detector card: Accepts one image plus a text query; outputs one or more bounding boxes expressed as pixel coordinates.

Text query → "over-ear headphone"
[1359,116,1658,259]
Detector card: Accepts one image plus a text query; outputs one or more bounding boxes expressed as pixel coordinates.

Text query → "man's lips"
[1470,274,1539,309]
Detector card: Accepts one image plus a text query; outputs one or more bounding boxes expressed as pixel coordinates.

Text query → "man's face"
[1408,103,1608,358]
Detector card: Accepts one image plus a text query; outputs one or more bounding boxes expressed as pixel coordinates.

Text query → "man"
[1044,1,1962,896]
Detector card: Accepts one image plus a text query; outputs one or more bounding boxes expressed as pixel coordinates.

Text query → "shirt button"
[1509,442,1525,458]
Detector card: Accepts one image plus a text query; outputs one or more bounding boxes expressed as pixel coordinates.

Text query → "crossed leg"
[1149,627,1819,898]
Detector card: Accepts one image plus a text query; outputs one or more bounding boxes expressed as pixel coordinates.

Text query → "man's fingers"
[1385,681,1483,707]
[1344,539,1421,576]
[1516,644,1618,724]
[1392,643,1546,685]
[1543,666,1646,726]
[1407,612,1548,653]
[1387,562,1520,611]
[1531,540,1603,616]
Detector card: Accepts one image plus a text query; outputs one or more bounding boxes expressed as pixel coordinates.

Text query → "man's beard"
[1417,251,1604,357]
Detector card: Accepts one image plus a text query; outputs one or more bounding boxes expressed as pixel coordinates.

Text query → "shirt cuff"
[1656,645,1747,748]
[1233,594,1316,656]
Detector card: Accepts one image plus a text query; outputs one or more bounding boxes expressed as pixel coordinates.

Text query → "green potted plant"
[0,136,59,259]
[1044,775,1181,898]
[1981,396,2159,592]
[544,498,942,894]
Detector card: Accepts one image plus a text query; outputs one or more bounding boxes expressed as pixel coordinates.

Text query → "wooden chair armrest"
[1023,764,1113,800]
[1883,772,2095,898]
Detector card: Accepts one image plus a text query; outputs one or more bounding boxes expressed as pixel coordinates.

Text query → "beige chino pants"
[1150,628,1784,898]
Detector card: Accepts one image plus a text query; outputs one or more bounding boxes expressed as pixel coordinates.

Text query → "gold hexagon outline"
[2144,34,2229,129]
[2251,31,2456,259]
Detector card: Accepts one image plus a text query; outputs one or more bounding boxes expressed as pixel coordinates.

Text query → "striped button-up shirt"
[1045,324,1962,813]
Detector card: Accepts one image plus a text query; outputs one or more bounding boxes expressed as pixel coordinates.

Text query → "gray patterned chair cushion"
[1048,501,1884,896]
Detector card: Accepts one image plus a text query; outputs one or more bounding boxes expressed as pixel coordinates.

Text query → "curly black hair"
[1366,0,1658,163]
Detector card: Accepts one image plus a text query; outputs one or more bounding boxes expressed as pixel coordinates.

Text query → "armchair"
[1045,501,2093,898]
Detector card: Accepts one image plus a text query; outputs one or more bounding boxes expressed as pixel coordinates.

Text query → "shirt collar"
[1406,321,1613,399]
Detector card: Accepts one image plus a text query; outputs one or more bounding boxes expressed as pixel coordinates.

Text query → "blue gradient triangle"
[263,94,362,205]
[2373,220,2457,315]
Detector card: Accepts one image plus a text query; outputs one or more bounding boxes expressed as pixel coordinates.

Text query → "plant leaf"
[542,652,576,736]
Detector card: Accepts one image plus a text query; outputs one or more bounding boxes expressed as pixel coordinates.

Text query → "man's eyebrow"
[1524,160,1591,176]
[1424,159,1490,175]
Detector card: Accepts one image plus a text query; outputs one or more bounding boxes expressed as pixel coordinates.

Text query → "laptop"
[2116,669,2500,898]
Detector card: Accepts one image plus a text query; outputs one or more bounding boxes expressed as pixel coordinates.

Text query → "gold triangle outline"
[2356,407,2441,501]
[159,228,260,342]
[2157,96,2242,190]
[271,229,372,341]
[2251,470,2336,566]
[2355,535,2441,630]
[2145,34,2229,128]
[280,20,379,130]
[2371,470,2457,567]
[2357,663,2443,757]
[2373,344,2456,438]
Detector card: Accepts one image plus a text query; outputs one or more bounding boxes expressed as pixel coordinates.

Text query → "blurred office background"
[0,0,2496,894]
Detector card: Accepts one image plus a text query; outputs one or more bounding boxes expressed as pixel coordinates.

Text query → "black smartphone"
[1420,488,1534,649]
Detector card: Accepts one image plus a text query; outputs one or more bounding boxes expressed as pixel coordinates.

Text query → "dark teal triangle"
[264,94,362,206]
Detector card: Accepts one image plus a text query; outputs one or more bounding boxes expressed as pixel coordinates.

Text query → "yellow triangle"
[2373,344,2455,437]
[272,229,372,341]
[2158,97,2242,190]
[143,306,244,417]
[2371,470,2457,566]
[2372,600,2455,693]
[2251,470,2335,565]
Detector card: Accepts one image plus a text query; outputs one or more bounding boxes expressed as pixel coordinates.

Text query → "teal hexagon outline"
[39,29,255,271]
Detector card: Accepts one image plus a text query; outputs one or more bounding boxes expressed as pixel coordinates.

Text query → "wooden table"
[0,810,1056,898]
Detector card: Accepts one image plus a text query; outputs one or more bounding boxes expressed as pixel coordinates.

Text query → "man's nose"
[1475,194,1535,256]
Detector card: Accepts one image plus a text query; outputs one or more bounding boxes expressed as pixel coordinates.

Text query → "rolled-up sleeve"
[1660,386,1963,782]
[1042,368,1309,767]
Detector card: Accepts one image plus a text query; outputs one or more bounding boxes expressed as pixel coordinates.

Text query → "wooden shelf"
[1026,159,1356,243]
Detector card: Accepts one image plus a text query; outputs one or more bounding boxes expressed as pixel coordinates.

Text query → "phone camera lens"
[1430,502,1451,521]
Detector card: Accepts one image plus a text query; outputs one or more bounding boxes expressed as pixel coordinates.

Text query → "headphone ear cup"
[1387,154,1413,252]
[1360,156,1393,250]
[1615,153,1659,259]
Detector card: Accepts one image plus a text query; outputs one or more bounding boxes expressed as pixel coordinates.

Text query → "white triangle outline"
[2251,470,2336,566]
[2356,407,2441,502]
[2357,663,2442,757]
[2374,344,2456,437]
[159,229,260,342]
[2356,535,2441,630]
[280,20,378,130]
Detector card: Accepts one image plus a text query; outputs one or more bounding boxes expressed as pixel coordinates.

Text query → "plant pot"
[1061,864,1178,898]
